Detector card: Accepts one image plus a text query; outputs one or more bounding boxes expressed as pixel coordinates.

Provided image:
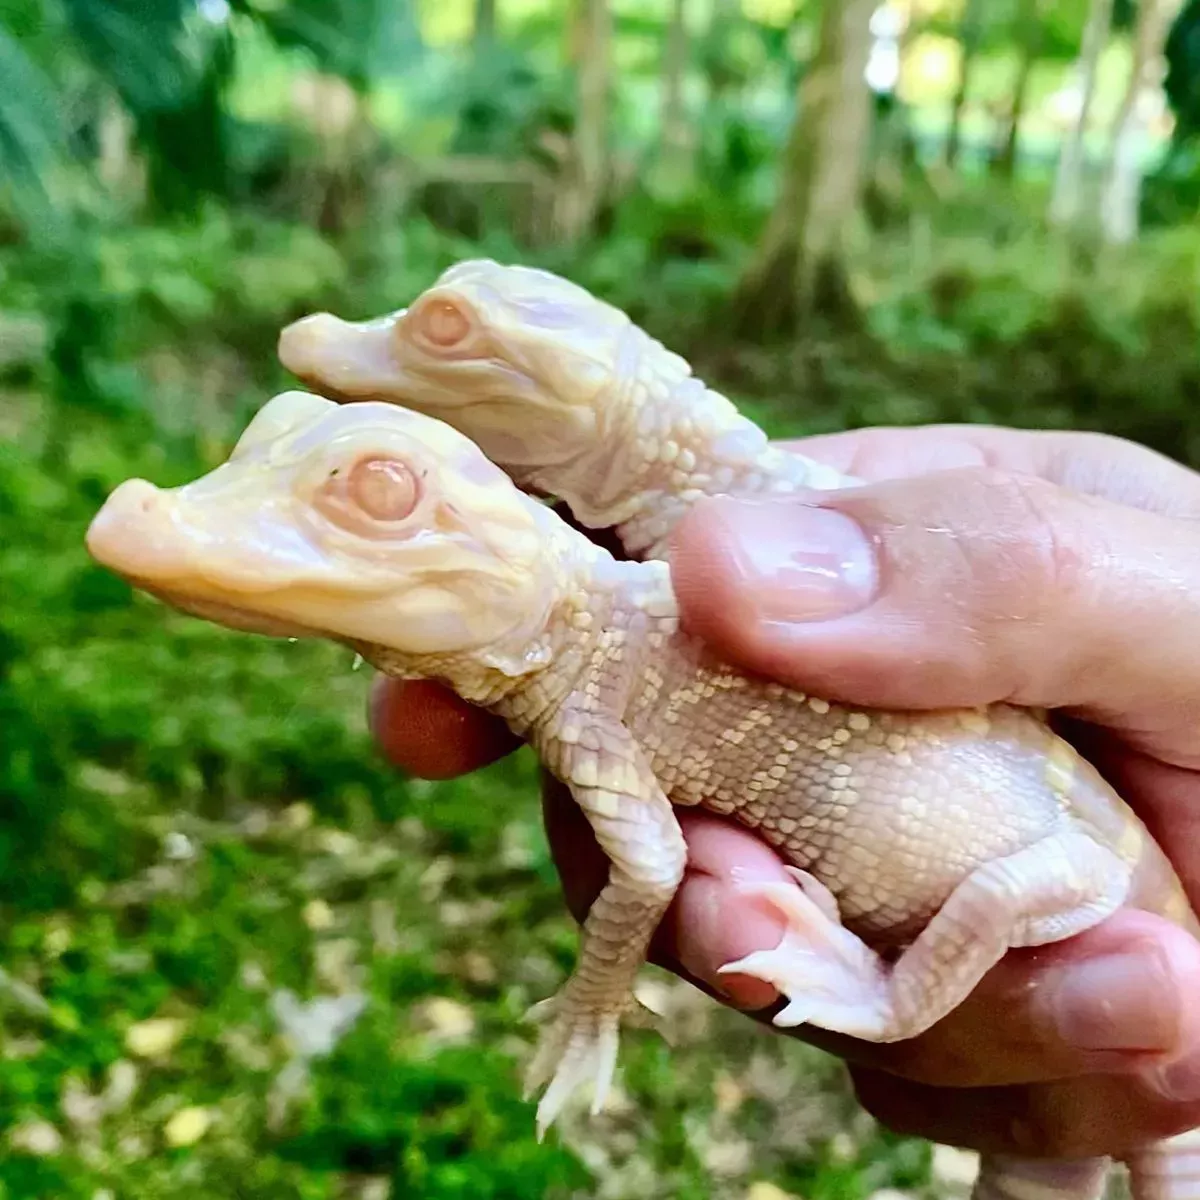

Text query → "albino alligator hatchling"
[87,390,1199,1200]
[277,259,857,558]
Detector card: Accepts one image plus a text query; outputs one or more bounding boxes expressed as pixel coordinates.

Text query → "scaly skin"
[277,259,854,557]
[86,392,1200,1200]
[279,264,1200,1200]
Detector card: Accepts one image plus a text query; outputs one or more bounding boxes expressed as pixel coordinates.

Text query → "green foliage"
[439,40,572,162]
[231,0,424,89]
[1166,0,1200,143]
[58,0,219,114]
[1144,140,1200,225]
[0,22,64,204]
[1112,0,1138,32]
[47,0,239,210]
[921,0,1101,61]
[0,0,424,219]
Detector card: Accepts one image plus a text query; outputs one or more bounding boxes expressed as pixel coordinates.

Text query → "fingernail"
[1049,950,1179,1053]
[675,878,783,1011]
[713,499,877,622]
[1152,1051,1200,1101]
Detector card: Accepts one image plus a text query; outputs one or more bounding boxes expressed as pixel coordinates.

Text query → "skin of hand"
[369,424,1200,1160]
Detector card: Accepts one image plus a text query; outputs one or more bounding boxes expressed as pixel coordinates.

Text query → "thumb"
[669,467,1200,767]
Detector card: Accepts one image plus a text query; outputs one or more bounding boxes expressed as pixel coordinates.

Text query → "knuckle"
[945,467,1087,623]
[849,464,1088,639]
[1033,430,1200,518]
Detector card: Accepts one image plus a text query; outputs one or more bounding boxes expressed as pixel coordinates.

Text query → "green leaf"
[49,0,237,210]
[58,0,206,113]
[0,20,66,225]
[232,0,424,89]
[1166,0,1200,143]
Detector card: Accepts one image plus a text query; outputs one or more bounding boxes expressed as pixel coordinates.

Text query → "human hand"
[370,424,1200,1159]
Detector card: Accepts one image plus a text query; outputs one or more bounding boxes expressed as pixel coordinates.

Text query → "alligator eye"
[348,457,419,521]
[316,455,421,535]
[416,300,471,349]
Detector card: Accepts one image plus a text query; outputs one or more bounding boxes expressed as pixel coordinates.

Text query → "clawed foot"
[719,867,892,1039]
[523,988,656,1138]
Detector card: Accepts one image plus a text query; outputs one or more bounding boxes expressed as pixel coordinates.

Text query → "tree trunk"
[1049,0,1115,225]
[554,0,611,243]
[658,0,692,183]
[994,0,1045,178]
[731,0,875,337]
[473,0,497,50]
[1099,0,1177,243]
[945,0,986,167]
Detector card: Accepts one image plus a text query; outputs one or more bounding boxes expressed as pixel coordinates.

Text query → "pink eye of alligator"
[347,458,419,521]
[415,300,471,349]
[317,457,421,534]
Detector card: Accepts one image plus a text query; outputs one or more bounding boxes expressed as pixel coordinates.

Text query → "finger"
[657,810,807,1012]
[541,783,1200,1088]
[852,1058,1200,1159]
[669,468,1200,766]
[780,425,1200,519]
[1063,723,1200,911]
[368,677,520,779]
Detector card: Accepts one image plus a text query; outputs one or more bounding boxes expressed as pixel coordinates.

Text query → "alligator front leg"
[525,710,687,1137]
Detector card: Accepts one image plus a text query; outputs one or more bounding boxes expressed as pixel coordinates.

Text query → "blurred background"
[2,0,1199,1195]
